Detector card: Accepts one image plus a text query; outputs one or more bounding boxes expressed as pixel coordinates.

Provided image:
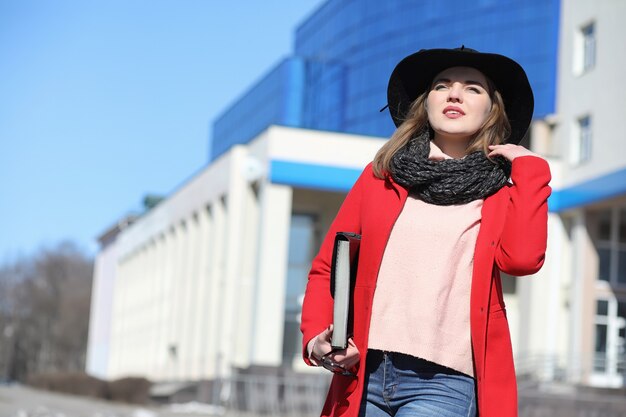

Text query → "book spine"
[331,240,350,349]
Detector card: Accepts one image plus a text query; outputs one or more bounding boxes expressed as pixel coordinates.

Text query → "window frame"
[592,295,626,386]
[594,207,626,289]
[573,20,596,76]
[570,114,592,166]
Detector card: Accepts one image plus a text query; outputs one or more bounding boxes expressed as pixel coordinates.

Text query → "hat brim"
[387,48,534,145]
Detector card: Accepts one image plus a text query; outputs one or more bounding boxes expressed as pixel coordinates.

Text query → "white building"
[546,0,626,387]
[88,126,385,383]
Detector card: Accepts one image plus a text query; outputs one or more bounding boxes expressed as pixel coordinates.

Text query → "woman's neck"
[432,135,471,159]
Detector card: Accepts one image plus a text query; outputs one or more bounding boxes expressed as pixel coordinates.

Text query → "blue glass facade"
[210,0,560,161]
[212,58,306,160]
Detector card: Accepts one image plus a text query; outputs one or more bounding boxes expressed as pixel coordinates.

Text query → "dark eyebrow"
[432,78,450,85]
[465,80,487,89]
[432,78,487,89]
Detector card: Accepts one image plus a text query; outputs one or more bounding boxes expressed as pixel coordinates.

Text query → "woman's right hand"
[311,325,361,371]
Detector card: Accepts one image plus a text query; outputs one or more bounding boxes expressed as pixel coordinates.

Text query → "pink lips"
[443,106,465,119]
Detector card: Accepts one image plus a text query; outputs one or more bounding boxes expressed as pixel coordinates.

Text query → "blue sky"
[0,0,323,261]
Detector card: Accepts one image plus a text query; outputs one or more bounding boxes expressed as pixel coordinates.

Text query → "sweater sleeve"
[494,155,552,276]
[299,163,369,365]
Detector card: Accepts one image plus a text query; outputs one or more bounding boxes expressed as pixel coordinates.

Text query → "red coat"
[301,156,552,417]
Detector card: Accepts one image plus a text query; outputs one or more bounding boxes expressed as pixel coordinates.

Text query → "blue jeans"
[358,350,477,417]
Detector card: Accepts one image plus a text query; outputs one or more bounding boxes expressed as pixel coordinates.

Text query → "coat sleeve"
[494,155,552,276]
[299,163,370,365]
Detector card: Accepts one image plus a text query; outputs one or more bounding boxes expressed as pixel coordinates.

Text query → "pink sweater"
[367,142,483,377]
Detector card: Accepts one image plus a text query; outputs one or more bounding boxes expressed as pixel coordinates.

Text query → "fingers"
[487,144,533,161]
[330,347,360,369]
[487,144,505,158]
[326,338,360,369]
[312,325,334,360]
[488,143,509,155]
[343,346,361,369]
[315,332,361,371]
[489,144,523,149]
[488,144,534,152]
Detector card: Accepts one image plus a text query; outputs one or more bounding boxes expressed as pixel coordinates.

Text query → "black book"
[329,232,361,350]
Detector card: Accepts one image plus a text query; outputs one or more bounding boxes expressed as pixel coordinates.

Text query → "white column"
[219,149,249,376]
[137,246,145,374]
[167,225,182,380]
[210,198,227,379]
[114,254,130,377]
[157,232,170,379]
[197,204,216,379]
[152,234,166,379]
[108,259,122,378]
[192,208,211,379]
[177,221,190,380]
[129,247,141,375]
[250,181,293,366]
[146,239,159,379]
[162,228,176,380]
[541,213,567,380]
[184,213,202,379]
[179,218,193,378]
[232,182,260,368]
[115,256,130,378]
[569,209,586,383]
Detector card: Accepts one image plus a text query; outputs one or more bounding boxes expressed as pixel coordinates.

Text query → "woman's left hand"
[488,144,539,162]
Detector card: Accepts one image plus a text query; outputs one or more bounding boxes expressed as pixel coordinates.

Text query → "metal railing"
[216,372,330,417]
[204,353,626,417]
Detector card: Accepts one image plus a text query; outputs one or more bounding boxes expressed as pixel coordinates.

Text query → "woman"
[300,46,552,417]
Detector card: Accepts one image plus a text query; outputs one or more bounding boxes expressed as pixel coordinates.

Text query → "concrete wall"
[550,0,626,387]
[85,239,117,377]
[555,0,626,185]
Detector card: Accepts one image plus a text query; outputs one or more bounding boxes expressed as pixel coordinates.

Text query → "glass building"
[212,0,560,161]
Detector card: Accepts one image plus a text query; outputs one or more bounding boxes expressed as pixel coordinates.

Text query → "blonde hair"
[372,79,511,179]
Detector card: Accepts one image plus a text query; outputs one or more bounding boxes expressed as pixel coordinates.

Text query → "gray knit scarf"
[390,130,511,205]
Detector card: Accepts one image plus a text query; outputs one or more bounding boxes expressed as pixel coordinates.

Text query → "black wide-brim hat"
[387,46,534,145]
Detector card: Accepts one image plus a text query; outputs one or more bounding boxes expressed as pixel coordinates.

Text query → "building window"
[582,23,596,71]
[282,213,318,364]
[574,21,596,75]
[570,115,592,165]
[591,208,626,287]
[593,298,626,379]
